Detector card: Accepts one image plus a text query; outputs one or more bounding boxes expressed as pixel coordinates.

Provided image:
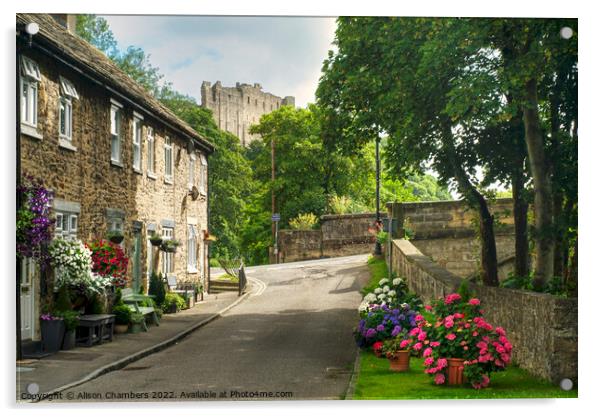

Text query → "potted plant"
[149,232,163,247]
[112,304,132,334]
[383,334,411,372]
[160,239,180,253]
[129,312,145,334]
[40,313,65,353]
[418,292,513,388]
[354,302,419,350]
[194,283,204,302]
[372,341,384,358]
[55,310,79,350]
[107,230,125,244]
[162,292,185,314]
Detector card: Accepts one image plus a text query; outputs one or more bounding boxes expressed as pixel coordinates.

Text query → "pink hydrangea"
[431,341,440,347]
[409,327,420,336]
[400,339,410,349]
[423,347,433,357]
[445,333,456,341]
[425,305,433,311]
[418,331,427,341]
[415,314,424,322]
[434,373,446,385]
[496,327,506,336]
[424,357,434,366]
[413,342,423,351]
[437,358,448,368]
[444,293,462,305]
[468,298,481,306]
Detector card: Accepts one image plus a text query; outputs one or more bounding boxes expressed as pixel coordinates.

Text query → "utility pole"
[271,137,278,263]
[374,136,382,256]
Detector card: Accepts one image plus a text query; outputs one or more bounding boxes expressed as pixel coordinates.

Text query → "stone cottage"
[17,13,214,342]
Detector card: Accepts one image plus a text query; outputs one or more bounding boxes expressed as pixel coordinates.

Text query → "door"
[20,258,36,340]
[132,229,142,293]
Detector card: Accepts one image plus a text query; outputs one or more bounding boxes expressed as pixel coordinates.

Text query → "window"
[164,136,173,181]
[20,56,41,128]
[54,212,78,240]
[59,76,79,99]
[59,97,72,140]
[110,100,123,164]
[146,127,155,176]
[161,227,174,275]
[187,225,197,272]
[147,235,154,281]
[200,154,207,195]
[132,114,143,171]
[188,154,196,190]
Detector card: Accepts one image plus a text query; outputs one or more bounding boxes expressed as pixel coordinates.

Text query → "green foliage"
[130,312,145,324]
[148,272,166,306]
[288,213,319,230]
[376,231,389,245]
[54,285,72,312]
[457,279,476,302]
[87,295,106,314]
[112,304,132,325]
[54,310,80,332]
[162,293,186,313]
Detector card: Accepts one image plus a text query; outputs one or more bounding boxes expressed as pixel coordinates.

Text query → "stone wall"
[387,199,516,278]
[201,81,295,146]
[277,213,386,263]
[390,239,578,384]
[19,47,209,339]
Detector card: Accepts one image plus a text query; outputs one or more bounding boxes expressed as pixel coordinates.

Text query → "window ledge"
[164,177,174,185]
[187,268,199,274]
[111,159,124,168]
[147,171,157,180]
[21,124,43,140]
[133,168,143,175]
[59,138,77,152]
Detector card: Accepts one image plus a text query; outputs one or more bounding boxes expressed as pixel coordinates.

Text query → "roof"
[16,13,214,153]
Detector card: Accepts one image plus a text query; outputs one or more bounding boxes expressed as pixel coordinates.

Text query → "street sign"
[271,213,280,222]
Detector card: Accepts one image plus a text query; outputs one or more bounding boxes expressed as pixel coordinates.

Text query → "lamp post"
[374,136,382,256]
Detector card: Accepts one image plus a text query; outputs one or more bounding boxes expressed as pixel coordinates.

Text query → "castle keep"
[201,81,295,146]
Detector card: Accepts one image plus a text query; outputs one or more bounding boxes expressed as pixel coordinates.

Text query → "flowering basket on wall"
[411,293,513,389]
[160,239,180,253]
[87,239,129,288]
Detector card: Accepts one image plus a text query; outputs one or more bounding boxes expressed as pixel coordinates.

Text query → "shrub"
[358,276,421,311]
[148,273,166,306]
[112,304,132,325]
[354,303,418,348]
[161,293,186,313]
[289,213,318,230]
[55,310,79,332]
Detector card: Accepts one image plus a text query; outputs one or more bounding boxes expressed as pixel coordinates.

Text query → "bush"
[289,213,318,230]
[112,304,132,325]
[148,272,166,306]
[161,292,186,313]
[55,310,79,331]
[54,285,72,311]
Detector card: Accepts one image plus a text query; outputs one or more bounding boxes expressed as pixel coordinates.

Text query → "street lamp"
[373,136,382,256]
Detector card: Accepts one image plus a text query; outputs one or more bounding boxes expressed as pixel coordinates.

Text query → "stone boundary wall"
[387,199,517,278]
[390,239,578,384]
[278,212,386,263]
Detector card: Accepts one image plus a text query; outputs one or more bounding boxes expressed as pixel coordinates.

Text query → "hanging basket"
[150,237,163,247]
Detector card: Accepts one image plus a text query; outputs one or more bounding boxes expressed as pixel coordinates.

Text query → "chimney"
[50,14,77,34]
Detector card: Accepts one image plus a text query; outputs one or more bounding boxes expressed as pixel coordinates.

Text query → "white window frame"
[164,136,173,182]
[146,127,155,177]
[132,113,143,172]
[110,100,123,165]
[54,211,78,240]
[20,77,38,128]
[188,153,196,191]
[59,76,79,100]
[59,96,73,141]
[161,227,175,275]
[187,224,198,273]
[200,154,207,195]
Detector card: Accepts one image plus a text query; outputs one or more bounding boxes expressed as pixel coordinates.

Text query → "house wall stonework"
[201,81,295,146]
[19,46,209,339]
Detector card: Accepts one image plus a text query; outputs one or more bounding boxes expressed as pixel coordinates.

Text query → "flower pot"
[40,319,65,353]
[130,322,144,334]
[109,235,125,244]
[446,358,466,385]
[114,323,129,334]
[150,238,163,247]
[166,303,178,314]
[187,296,195,309]
[61,329,76,350]
[387,350,410,372]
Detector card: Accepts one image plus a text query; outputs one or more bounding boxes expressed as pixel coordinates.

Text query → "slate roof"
[16,13,214,152]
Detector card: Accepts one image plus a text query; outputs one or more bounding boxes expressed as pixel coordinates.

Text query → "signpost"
[272,213,280,263]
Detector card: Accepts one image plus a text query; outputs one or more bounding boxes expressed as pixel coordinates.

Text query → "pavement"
[17,254,370,403]
[16,289,242,401]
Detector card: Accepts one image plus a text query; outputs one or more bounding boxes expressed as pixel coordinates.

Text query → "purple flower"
[391,325,402,336]
[366,328,377,338]
[376,324,385,332]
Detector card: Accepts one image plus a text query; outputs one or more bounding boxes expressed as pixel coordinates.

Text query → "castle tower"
[200,81,295,146]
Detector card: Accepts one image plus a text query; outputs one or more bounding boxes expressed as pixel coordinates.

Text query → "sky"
[102,15,337,108]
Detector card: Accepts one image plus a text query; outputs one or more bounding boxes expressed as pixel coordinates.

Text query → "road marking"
[248,276,267,297]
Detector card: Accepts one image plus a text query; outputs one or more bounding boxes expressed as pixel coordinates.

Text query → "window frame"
[188,153,196,191]
[199,154,208,195]
[146,126,155,177]
[110,100,123,165]
[161,227,175,275]
[20,77,38,128]
[187,224,198,273]
[132,113,143,172]
[54,211,78,240]
[164,136,173,182]
[59,95,73,141]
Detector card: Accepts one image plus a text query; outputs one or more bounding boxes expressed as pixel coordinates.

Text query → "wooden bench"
[121,288,160,332]
[76,314,115,346]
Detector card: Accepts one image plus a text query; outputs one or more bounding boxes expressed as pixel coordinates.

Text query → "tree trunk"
[522,78,555,290]
[553,194,565,278]
[566,237,577,297]
[512,172,530,278]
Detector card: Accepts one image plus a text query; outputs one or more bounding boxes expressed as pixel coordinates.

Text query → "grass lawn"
[352,350,578,400]
[363,256,388,296]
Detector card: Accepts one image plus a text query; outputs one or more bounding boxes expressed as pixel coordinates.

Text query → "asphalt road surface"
[61,254,370,402]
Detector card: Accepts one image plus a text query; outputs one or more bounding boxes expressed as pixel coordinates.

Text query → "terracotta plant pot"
[114,324,129,334]
[387,350,410,372]
[446,358,466,385]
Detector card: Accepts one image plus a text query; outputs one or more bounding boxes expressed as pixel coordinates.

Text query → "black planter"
[166,303,178,314]
[62,330,76,350]
[109,235,125,244]
[150,238,163,247]
[41,319,65,353]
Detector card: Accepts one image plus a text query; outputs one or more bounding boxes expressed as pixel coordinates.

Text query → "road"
[62,254,370,402]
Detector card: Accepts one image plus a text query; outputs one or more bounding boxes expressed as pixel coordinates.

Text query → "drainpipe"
[16,33,23,362]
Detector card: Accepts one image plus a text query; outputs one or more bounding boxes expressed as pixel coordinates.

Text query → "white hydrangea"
[388,290,396,297]
[377,293,387,300]
[373,287,383,294]
[364,293,377,302]
[358,301,370,312]
[379,278,388,286]
[392,278,402,286]
[382,285,390,293]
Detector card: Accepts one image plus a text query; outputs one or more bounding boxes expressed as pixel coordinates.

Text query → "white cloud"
[102,15,337,107]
